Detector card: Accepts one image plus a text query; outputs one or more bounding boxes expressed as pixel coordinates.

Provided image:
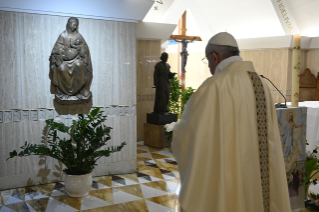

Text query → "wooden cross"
[169,11,202,90]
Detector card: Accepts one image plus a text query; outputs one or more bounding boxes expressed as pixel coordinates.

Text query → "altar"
[280,101,319,211]
[286,101,319,151]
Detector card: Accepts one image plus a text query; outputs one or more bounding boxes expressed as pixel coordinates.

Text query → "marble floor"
[0,141,181,212]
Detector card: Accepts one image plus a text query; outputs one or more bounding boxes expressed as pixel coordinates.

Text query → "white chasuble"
[172,61,291,212]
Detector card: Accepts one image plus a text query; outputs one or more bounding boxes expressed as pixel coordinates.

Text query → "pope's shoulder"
[198,61,256,91]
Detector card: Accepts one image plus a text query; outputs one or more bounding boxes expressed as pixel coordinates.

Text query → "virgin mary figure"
[50,17,93,104]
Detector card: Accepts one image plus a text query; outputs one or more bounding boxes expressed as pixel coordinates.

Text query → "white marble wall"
[0,11,137,190]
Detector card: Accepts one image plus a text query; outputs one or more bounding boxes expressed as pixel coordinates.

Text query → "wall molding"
[0,105,136,123]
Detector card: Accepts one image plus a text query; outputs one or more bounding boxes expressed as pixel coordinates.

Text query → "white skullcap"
[208,32,238,48]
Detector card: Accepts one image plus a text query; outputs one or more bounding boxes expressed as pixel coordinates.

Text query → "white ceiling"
[144,0,319,40]
[0,0,154,22]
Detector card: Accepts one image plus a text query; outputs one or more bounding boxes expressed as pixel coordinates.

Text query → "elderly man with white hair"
[172,32,291,212]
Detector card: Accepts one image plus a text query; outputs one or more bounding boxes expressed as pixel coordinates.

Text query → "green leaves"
[7,108,127,175]
[181,87,196,113]
[168,77,182,114]
[168,76,195,116]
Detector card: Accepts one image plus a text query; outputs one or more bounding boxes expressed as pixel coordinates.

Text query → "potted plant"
[304,144,319,209]
[7,108,126,197]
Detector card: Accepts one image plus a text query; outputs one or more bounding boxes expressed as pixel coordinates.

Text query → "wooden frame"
[299,68,319,101]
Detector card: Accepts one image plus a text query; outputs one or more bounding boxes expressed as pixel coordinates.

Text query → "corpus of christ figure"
[170,35,197,73]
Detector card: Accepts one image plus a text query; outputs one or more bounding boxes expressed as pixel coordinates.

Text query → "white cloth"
[214,56,243,75]
[172,61,291,212]
[286,102,319,151]
[306,107,319,151]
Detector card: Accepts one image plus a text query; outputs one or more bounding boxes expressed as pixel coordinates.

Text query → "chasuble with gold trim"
[172,61,291,212]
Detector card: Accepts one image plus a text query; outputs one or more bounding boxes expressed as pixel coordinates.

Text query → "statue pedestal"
[146,113,177,125]
[144,123,170,149]
[144,113,177,148]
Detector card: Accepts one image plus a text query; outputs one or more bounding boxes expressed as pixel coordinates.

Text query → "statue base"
[147,113,177,125]
[144,123,170,149]
[55,92,92,105]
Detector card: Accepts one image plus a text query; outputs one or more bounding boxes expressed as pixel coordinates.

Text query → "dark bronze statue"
[153,52,176,114]
[170,36,197,73]
[50,17,93,104]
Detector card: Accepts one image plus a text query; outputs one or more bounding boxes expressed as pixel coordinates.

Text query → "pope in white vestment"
[172,32,291,212]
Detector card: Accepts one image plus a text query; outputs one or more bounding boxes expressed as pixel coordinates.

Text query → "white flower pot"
[64,172,93,197]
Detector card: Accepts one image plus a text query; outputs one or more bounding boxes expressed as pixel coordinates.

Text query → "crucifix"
[169,11,202,90]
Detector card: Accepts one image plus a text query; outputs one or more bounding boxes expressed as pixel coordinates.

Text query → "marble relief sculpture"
[50,17,93,104]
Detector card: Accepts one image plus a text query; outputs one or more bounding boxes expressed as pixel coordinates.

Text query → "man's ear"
[212,52,219,63]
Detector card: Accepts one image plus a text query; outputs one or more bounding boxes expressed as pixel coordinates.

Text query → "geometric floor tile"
[165,181,180,194]
[167,177,181,184]
[137,146,151,152]
[137,172,163,184]
[25,192,49,201]
[147,147,163,153]
[0,141,181,212]
[0,206,16,212]
[24,202,37,212]
[160,170,179,180]
[20,202,37,212]
[82,199,149,212]
[24,187,37,201]
[137,141,144,146]
[156,161,178,172]
[0,190,13,206]
[137,156,153,162]
[12,188,24,201]
[114,184,144,198]
[50,190,66,197]
[51,195,82,210]
[111,199,149,212]
[137,152,153,160]
[144,161,160,169]
[3,201,24,211]
[4,196,23,205]
[156,158,177,164]
[143,160,157,165]
[90,181,110,190]
[151,153,171,160]
[142,180,170,193]
[137,165,164,180]
[153,150,174,158]
[26,197,50,212]
[147,194,180,211]
[28,184,55,197]
[115,174,139,183]
[94,176,112,187]
[137,149,148,154]
[89,188,113,204]
[45,197,78,212]
[112,189,142,204]
[112,177,139,188]
[140,184,169,199]
[81,195,112,211]
[146,200,177,212]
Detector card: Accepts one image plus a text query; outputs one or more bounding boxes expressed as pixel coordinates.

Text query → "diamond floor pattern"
[0,141,180,212]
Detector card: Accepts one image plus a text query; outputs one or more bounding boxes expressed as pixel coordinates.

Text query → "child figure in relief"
[70,38,82,51]
[278,112,303,158]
